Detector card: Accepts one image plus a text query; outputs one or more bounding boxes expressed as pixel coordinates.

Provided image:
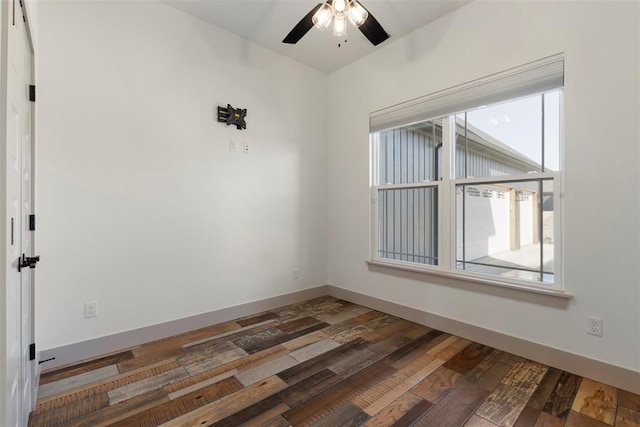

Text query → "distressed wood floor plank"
[382,329,445,369]
[108,367,189,405]
[277,316,323,333]
[109,376,244,427]
[231,327,285,352]
[158,375,288,427]
[160,347,281,396]
[322,310,386,337]
[332,315,398,344]
[236,311,280,327]
[362,391,422,427]
[289,338,341,363]
[166,369,238,400]
[178,340,248,375]
[443,342,493,375]
[474,362,548,426]
[328,348,380,377]
[475,384,532,427]
[237,403,291,427]
[616,407,640,427]
[235,355,298,387]
[465,414,500,426]
[281,330,329,351]
[411,366,463,405]
[466,350,504,384]
[392,399,434,427]
[118,347,186,373]
[363,318,415,344]
[619,390,640,412]
[413,379,490,427]
[366,334,413,356]
[514,405,541,427]
[133,321,240,357]
[533,411,564,427]
[183,320,277,350]
[541,371,582,419]
[310,402,370,426]
[280,369,343,408]
[65,388,168,427]
[260,415,292,427]
[244,323,329,355]
[323,306,372,325]
[39,351,135,386]
[431,337,473,361]
[473,361,513,391]
[363,358,443,416]
[28,389,110,427]
[570,378,617,425]
[278,338,366,385]
[525,368,562,411]
[215,368,342,426]
[282,361,395,426]
[38,365,120,399]
[565,410,611,427]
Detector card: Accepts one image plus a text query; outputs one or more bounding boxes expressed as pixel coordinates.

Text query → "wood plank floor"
[29,296,640,427]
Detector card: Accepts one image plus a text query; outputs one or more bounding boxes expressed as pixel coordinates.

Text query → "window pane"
[454,92,564,178]
[544,91,561,172]
[456,179,553,284]
[377,120,442,185]
[542,179,555,283]
[378,187,438,265]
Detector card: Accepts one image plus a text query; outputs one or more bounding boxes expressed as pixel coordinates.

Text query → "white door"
[3,0,35,424]
[20,28,34,421]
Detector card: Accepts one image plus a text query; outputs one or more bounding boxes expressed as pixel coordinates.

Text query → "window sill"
[366,259,573,299]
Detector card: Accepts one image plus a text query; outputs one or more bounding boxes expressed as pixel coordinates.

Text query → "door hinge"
[29,343,36,361]
[29,85,36,102]
[29,214,35,231]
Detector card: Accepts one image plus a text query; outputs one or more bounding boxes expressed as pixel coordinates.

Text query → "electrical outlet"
[243,143,250,153]
[587,316,602,337]
[84,301,98,318]
[292,268,299,280]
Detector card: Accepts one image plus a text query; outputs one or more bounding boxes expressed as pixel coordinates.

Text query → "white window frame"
[369,57,567,297]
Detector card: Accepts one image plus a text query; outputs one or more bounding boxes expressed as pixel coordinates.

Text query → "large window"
[370,56,563,291]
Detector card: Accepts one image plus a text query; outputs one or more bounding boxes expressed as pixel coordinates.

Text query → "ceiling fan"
[283,0,390,46]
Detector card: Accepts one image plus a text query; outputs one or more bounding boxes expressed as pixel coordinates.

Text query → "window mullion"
[440,116,456,272]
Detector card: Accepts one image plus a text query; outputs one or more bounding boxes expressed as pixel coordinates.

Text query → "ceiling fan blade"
[283,3,323,44]
[358,5,390,46]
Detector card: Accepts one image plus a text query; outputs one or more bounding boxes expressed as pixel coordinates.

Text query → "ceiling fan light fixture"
[333,0,347,15]
[332,14,347,37]
[347,0,368,27]
[312,3,333,30]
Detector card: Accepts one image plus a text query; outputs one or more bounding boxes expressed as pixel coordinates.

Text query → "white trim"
[451,172,558,186]
[365,259,571,299]
[326,285,639,395]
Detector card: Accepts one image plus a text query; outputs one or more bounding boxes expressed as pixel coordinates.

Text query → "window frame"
[369,91,566,296]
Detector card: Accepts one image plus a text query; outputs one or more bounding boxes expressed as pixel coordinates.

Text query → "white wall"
[328,1,640,372]
[37,1,327,350]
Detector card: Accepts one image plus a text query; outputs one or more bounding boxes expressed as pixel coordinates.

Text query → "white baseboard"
[327,285,640,395]
[39,285,328,371]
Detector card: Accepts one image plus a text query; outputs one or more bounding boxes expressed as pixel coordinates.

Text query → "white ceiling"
[164,0,471,74]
